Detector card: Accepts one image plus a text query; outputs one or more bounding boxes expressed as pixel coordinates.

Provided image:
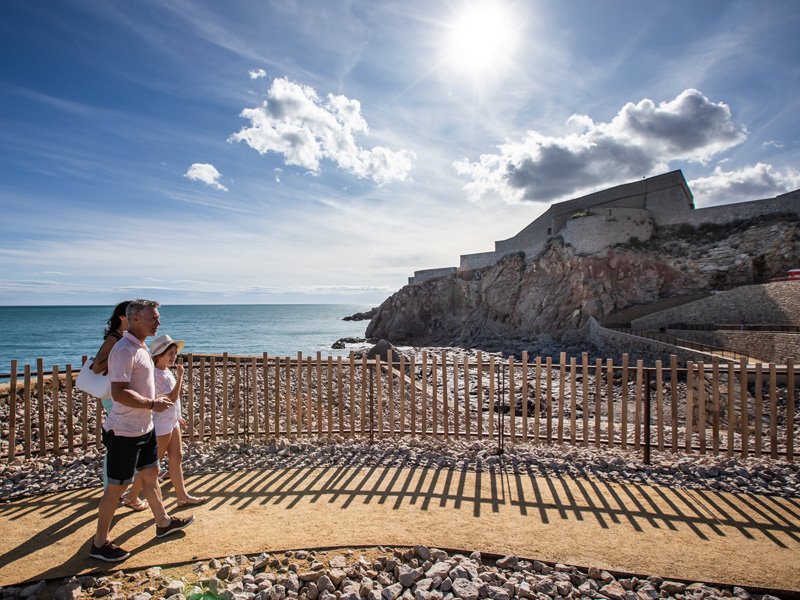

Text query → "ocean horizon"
[0,304,373,375]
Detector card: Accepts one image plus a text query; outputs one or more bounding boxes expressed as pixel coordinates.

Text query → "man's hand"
[152,396,174,413]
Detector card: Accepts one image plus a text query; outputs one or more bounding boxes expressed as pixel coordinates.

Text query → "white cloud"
[689,163,800,207]
[761,139,784,150]
[229,77,415,185]
[183,163,228,191]
[455,89,748,204]
[249,68,267,80]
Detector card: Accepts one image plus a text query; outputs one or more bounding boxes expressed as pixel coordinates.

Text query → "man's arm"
[111,381,172,412]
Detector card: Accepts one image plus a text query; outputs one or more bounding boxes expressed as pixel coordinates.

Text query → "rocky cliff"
[366,214,799,345]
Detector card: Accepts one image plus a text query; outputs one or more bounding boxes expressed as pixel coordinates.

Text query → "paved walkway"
[1,467,798,591]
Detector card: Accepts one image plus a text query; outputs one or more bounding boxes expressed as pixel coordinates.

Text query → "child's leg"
[167,427,205,504]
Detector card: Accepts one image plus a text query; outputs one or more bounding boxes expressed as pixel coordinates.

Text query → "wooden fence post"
[360,355,367,435]
[387,350,394,437]
[197,356,206,444]
[421,352,429,437]
[221,353,228,440]
[754,362,763,458]
[508,356,516,444]
[670,355,678,452]
[740,357,749,458]
[769,363,778,459]
[698,362,707,454]
[488,356,495,440]
[521,352,528,443]
[570,357,577,445]
[409,355,416,437]
[559,353,567,444]
[711,358,720,455]
[209,356,217,442]
[787,357,795,462]
[37,358,46,456]
[581,353,589,446]
[66,364,74,454]
[52,365,60,456]
[619,354,628,449]
[262,353,270,439]
[593,358,602,448]
[605,358,613,447]
[187,355,195,441]
[655,360,663,451]
[441,352,448,439]
[685,361,694,453]
[24,365,32,459]
[8,361,17,460]
[349,352,356,436]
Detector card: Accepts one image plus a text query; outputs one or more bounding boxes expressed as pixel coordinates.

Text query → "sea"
[0,304,373,377]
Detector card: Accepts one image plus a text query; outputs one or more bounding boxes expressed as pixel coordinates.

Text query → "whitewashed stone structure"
[409,169,800,284]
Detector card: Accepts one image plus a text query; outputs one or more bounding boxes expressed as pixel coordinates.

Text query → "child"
[122,334,206,508]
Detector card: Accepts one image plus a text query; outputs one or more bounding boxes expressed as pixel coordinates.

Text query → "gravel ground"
[0,544,790,599]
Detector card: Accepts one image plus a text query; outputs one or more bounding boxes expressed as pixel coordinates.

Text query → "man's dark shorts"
[101,429,158,486]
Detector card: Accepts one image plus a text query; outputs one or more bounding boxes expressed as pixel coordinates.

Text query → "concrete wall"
[632,281,800,330]
[409,266,457,285]
[667,330,800,364]
[561,208,653,255]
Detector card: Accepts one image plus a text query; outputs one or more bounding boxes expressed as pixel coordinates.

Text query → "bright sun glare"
[444,1,520,76]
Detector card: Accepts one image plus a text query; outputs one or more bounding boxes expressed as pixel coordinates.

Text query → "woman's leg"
[167,427,205,504]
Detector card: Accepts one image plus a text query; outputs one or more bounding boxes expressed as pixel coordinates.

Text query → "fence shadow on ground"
[0,463,798,586]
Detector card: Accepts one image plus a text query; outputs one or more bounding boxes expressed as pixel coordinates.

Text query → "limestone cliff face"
[366,217,799,344]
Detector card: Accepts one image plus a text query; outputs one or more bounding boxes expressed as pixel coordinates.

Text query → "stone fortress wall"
[410,170,800,284]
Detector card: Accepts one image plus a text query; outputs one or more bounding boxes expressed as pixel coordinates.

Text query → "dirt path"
[0,467,798,591]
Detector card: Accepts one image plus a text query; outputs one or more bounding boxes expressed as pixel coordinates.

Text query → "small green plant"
[570,209,591,219]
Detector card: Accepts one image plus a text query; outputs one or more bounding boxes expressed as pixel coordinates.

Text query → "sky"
[1,0,799,306]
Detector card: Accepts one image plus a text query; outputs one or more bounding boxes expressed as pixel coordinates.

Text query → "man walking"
[90,299,194,561]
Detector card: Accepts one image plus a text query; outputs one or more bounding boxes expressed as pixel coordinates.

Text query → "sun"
[443,1,521,76]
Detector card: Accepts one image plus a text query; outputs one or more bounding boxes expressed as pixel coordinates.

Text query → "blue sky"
[1,0,798,306]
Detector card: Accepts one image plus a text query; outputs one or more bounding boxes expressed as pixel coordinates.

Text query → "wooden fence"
[1,351,796,462]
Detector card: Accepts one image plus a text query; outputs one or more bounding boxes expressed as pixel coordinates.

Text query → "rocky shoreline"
[0,542,790,600]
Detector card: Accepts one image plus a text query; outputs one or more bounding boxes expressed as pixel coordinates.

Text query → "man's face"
[135,307,160,337]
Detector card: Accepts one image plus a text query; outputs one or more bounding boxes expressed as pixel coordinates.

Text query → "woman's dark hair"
[103,300,131,339]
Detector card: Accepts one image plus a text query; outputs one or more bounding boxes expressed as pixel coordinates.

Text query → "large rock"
[366,218,800,345]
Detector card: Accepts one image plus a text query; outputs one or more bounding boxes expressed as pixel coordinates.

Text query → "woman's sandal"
[176,495,207,507]
[120,494,148,511]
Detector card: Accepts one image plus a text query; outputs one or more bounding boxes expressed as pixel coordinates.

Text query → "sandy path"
[0,467,797,591]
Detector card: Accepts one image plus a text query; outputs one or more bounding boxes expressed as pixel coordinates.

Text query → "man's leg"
[138,466,171,528]
[93,483,127,547]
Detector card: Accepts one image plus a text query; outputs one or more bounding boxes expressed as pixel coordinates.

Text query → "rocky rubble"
[0,546,789,599]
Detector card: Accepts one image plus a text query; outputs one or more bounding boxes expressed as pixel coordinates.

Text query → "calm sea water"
[0,304,373,375]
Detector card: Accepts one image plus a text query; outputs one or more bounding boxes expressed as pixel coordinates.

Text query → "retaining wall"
[586,318,714,365]
[632,282,800,330]
[667,330,799,364]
